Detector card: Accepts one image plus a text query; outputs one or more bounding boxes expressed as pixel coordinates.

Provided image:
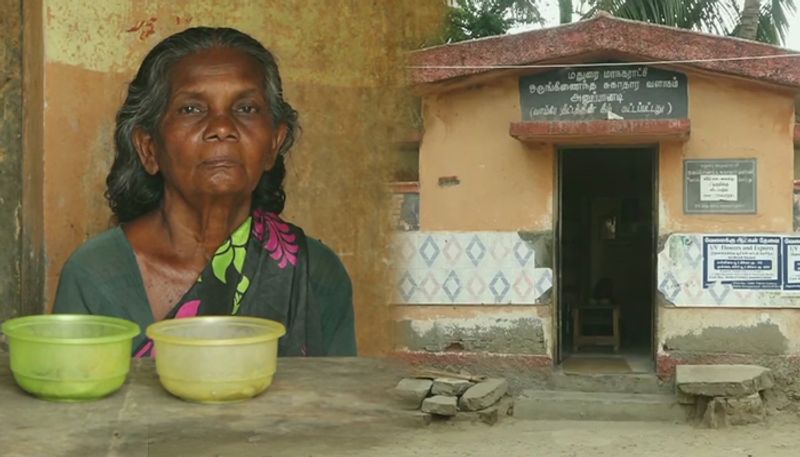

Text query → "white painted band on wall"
[391,232,553,305]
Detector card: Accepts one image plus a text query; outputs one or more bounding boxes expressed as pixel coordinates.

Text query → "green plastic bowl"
[1,314,140,401]
[146,316,285,403]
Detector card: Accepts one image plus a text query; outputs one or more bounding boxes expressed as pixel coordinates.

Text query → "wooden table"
[0,354,431,457]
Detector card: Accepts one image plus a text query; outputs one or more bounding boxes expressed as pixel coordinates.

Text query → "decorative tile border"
[658,233,800,307]
[391,232,553,304]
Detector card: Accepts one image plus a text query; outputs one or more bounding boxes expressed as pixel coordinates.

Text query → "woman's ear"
[132,127,160,175]
[266,123,289,170]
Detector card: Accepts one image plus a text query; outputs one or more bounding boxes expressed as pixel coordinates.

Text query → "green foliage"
[729,0,796,45]
[584,0,739,35]
[437,0,796,49]
[442,0,543,42]
[583,0,796,45]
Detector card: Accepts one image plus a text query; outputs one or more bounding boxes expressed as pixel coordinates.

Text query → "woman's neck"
[157,192,251,261]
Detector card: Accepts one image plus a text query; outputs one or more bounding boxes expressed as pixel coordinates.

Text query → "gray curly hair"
[106,26,298,222]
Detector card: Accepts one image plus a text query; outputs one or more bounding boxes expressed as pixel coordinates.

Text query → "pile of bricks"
[392,371,513,425]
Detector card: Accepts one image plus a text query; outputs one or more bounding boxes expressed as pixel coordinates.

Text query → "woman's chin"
[192,181,252,202]
[196,171,252,194]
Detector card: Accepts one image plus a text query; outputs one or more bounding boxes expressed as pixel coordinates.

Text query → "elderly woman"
[53,27,355,357]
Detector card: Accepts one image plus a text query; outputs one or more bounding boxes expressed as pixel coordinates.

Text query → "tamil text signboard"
[519,64,687,121]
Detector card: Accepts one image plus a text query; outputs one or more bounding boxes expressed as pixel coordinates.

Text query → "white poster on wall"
[783,237,800,290]
[700,175,738,201]
[658,233,800,307]
[702,236,781,290]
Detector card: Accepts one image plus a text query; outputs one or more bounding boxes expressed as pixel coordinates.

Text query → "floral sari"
[133,209,323,357]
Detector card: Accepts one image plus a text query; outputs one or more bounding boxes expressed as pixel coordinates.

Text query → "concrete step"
[549,371,673,394]
[515,389,689,422]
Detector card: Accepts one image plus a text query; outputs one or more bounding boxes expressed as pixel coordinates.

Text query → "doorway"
[557,147,657,373]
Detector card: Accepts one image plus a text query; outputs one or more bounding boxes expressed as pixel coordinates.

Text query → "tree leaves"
[442,0,544,42]
[581,0,795,45]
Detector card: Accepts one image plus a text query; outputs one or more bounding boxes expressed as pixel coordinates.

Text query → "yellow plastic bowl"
[1,314,140,401]
[146,316,286,403]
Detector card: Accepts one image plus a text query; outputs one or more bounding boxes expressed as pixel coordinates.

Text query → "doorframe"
[553,144,660,365]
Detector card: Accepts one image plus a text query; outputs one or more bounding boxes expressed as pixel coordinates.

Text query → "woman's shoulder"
[62,226,133,276]
[305,236,351,290]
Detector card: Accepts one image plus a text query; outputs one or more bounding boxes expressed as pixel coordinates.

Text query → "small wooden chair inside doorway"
[571,303,620,352]
[571,277,620,352]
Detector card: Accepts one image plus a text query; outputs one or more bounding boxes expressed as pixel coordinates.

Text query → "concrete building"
[391,13,800,386]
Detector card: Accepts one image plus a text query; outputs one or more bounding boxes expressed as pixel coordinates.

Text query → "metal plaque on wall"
[684,159,757,214]
[518,64,688,121]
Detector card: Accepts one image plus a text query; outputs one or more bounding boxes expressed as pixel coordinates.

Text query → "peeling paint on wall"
[0,0,23,321]
[663,321,788,355]
[45,0,428,88]
[397,313,548,354]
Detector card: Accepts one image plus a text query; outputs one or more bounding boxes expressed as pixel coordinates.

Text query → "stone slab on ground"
[425,395,514,426]
[459,378,508,411]
[676,365,773,397]
[476,395,514,425]
[516,389,688,422]
[676,390,695,405]
[392,378,433,410]
[702,397,727,428]
[701,393,765,428]
[726,392,765,425]
[431,378,473,397]
[763,388,791,412]
[422,395,458,416]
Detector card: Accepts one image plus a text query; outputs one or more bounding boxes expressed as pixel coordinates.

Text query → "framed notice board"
[684,159,757,214]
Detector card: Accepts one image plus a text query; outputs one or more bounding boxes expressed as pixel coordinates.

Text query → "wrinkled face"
[134,47,287,204]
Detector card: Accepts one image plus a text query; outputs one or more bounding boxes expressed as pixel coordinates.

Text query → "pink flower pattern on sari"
[175,300,201,318]
[252,209,298,268]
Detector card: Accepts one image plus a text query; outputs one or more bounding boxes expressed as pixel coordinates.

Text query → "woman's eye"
[236,104,259,114]
[178,105,203,114]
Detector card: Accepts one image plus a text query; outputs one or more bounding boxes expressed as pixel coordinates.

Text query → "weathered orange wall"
[656,72,798,354]
[38,0,443,356]
[418,76,554,231]
[659,72,796,233]
[419,69,795,234]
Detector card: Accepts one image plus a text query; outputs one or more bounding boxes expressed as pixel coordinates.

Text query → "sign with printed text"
[659,233,800,308]
[782,237,800,290]
[518,64,688,121]
[700,175,737,201]
[703,236,781,290]
[685,159,757,214]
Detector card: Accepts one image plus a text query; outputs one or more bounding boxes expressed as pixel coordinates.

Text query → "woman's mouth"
[200,158,239,168]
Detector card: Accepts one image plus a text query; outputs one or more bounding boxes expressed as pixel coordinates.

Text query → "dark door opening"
[558,147,656,372]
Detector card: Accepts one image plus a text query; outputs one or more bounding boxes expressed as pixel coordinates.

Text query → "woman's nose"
[203,113,239,141]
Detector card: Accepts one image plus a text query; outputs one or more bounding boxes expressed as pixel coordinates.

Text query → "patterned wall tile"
[391,232,552,305]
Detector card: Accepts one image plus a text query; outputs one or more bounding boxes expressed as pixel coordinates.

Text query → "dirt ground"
[148,412,800,457]
[338,414,800,457]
